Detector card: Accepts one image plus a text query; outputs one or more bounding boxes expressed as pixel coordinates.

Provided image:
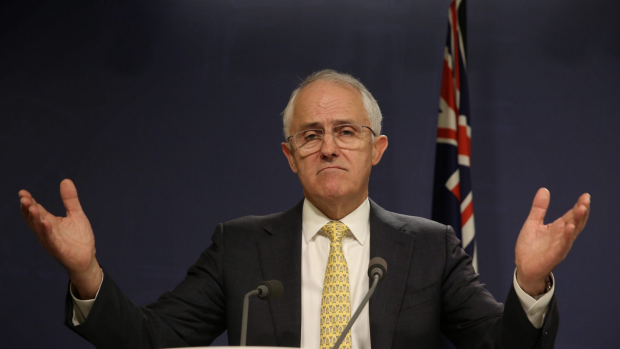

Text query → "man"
[19,70,590,349]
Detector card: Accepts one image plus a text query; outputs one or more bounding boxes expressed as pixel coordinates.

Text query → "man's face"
[281,80,388,208]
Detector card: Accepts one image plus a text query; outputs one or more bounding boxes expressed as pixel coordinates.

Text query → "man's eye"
[302,131,322,141]
[336,126,358,137]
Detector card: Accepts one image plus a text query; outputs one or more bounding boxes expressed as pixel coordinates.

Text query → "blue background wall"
[1,0,618,348]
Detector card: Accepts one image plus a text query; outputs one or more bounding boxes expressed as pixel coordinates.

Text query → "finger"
[36,215,58,250]
[562,193,590,234]
[28,204,45,236]
[19,189,32,199]
[20,195,33,218]
[27,203,55,246]
[30,197,49,222]
[21,192,58,236]
[573,207,588,238]
[60,179,83,216]
[579,199,590,232]
[573,194,590,235]
[23,197,46,232]
[561,223,577,256]
[20,197,35,231]
[527,188,550,224]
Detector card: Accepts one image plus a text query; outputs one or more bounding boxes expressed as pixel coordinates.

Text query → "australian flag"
[432,0,477,272]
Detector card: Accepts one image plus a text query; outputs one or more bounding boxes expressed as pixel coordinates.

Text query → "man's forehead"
[291,81,367,127]
[297,80,361,104]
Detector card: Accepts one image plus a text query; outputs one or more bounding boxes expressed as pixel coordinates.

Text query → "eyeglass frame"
[286,123,377,151]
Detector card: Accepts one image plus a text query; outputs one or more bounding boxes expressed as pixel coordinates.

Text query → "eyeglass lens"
[294,124,364,150]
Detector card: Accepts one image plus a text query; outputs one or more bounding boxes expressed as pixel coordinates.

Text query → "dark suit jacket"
[65,199,558,349]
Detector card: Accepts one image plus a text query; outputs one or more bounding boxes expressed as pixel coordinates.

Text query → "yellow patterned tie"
[320,221,352,349]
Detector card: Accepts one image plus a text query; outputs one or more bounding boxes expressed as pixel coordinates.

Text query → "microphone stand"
[240,289,260,346]
[331,274,380,349]
[240,280,283,346]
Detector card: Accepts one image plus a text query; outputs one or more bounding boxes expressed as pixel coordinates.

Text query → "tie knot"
[322,221,349,243]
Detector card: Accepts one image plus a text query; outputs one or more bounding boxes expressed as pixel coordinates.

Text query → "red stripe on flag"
[457,124,471,157]
[451,183,461,201]
[461,200,474,226]
[437,127,457,140]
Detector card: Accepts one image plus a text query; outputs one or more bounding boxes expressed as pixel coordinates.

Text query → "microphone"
[240,280,283,346]
[332,257,388,349]
[368,257,387,281]
[256,280,284,300]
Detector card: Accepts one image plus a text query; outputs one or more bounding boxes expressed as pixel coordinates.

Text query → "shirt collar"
[302,197,370,246]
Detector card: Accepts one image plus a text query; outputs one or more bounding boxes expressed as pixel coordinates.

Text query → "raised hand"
[515,188,590,296]
[20,179,102,299]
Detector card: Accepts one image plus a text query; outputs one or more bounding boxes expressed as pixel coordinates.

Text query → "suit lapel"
[368,199,416,349]
[257,200,304,347]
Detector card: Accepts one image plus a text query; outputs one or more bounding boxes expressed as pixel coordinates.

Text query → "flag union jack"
[432,0,477,271]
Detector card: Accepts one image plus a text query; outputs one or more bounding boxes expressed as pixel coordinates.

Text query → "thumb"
[60,179,84,216]
[527,188,550,225]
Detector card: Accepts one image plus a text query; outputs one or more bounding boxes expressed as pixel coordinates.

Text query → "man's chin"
[310,186,350,203]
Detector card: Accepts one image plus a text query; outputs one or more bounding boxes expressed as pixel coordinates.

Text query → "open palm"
[515,188,590,294]
[20,179,99,281]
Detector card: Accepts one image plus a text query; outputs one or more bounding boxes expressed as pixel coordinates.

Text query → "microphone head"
[368,257,387,280]
[257,280,284,300]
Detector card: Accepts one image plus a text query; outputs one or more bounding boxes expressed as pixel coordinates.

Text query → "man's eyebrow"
[298,119,357,130]
[299,122,323,130]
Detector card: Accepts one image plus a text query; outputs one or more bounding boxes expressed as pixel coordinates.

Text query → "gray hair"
[281,69,383,139]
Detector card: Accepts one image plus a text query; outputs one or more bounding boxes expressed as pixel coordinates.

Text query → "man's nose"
[320,132,339,158]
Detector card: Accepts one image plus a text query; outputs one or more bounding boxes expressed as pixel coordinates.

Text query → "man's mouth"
[317,166,346,174]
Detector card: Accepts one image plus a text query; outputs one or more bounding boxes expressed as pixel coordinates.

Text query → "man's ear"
[371,135,388,166]
[282,142,298,174]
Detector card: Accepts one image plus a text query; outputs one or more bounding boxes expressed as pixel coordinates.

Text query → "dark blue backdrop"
[1,1,618,348]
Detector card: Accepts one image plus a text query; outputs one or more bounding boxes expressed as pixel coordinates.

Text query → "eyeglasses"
[286,124,376,152]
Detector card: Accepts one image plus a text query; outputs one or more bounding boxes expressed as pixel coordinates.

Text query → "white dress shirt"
[73,197,555,345]
[300,198,372,349]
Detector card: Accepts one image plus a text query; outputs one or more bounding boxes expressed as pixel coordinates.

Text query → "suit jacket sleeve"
[441,226,559,349]
[64,223,228,349]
